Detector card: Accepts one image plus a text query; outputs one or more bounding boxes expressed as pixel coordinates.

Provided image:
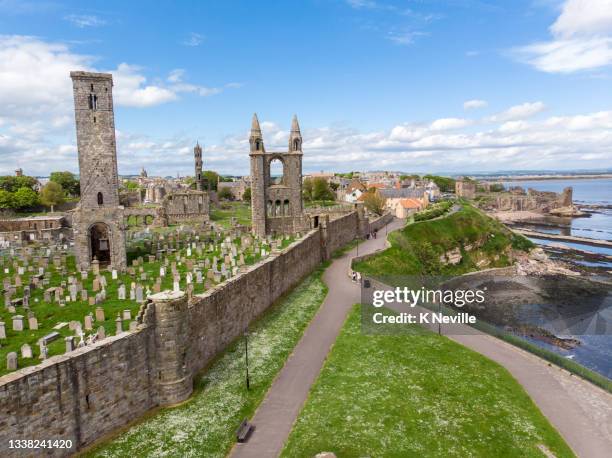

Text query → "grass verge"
[281,304,575,458]
[82,265,328,458]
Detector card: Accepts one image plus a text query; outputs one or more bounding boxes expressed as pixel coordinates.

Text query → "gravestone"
[7,352,17,370]
[115,314,123,334]
[95,307,105,322]
[97,326,105,339]
[12,315,24,331]
[0,322,5,339]
[21,344,32,358]
[28,315,38,330]
[84,314,93,330]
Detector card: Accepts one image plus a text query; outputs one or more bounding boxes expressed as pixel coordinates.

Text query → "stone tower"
[250,114,304,237]
[70,71,127,271]
[194,142,204,191]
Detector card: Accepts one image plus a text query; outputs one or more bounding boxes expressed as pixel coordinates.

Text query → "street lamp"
[244,328,250,390]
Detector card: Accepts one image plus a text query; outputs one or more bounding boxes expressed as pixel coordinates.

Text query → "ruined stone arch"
[268,156,285,186]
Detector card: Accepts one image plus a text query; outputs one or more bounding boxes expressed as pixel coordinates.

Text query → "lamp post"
[244,328,250,390]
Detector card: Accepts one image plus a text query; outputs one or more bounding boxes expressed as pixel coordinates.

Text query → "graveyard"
[0,220,294,377]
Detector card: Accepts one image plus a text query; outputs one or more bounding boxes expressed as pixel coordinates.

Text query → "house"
[379,187,429,218]
[343,179,368,203]
[387,198,425,218]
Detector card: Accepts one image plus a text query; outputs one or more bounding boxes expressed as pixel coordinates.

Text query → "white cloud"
[430,117,472,131]
[0,35,242,175]
[182,32,204,47]
[463,99,488,110]
[514,0,612,73]
[487,102,546,122]
[112,64,177,107]
[386,30,426,46]
[551,0,612,38]
[64,14,106,28]
[167,69,185,83]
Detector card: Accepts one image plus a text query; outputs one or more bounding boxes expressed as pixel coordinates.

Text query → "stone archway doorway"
[90,223,111,264]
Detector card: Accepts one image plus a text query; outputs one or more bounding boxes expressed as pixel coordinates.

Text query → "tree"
[50,171,80,196]
[40,181,65,212]
[423,175,456,193]
[242,187,251,201]
[13,187,39,210]
[203,171,220,191]
[363,191,386,215]
[0,189,15,209]
[218,186,234,200]
[0,175,38,193]
[303,177,335,202]
[303,178,314,201]
[123,180,140,191]
[312,177,335,201]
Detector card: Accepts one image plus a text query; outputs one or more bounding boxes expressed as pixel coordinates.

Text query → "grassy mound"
[354,204,533,278]
[281,305,574,458]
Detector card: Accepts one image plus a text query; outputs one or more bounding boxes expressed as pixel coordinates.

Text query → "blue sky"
[1,0,611,176]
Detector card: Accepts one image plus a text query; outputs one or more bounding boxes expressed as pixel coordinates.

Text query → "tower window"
[293,139,300,150]
[97,192,104,205]
[88,94,98,110]
[93,116,96,123]
[91,84,94,91]
[255,140,260,151]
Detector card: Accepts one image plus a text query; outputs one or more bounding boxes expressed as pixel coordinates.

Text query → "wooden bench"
[236,418,254,443]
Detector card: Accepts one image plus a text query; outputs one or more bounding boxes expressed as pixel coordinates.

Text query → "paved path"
[232,217,612,458]
[230,219,406,458]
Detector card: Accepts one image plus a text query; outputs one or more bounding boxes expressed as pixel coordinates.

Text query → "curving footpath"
[231,217,612,458]
[230,219,406,458]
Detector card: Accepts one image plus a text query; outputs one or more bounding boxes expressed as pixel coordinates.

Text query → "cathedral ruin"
[250,114,308,237]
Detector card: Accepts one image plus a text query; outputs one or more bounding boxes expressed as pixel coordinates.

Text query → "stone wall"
[0,327,157,457]
[186,230,323,374]
[0,210,371,456]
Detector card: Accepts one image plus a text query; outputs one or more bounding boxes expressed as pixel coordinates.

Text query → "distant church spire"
[250,113,265,153]
[289,114,302,153]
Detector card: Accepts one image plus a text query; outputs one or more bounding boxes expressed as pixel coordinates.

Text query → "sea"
[501,177,612,379]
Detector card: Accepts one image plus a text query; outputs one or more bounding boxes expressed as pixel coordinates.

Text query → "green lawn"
[281,305,575,458]
[82,265,329,457]
[354,204,533,278]
[210,201,251,228]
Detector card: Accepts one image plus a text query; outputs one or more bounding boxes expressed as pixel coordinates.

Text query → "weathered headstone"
[12,315,24,331]
[95,307,105,322]
[84,314,93,330]
[7,352,17,370]
[28,315,38,330]
[21,344,32,358]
